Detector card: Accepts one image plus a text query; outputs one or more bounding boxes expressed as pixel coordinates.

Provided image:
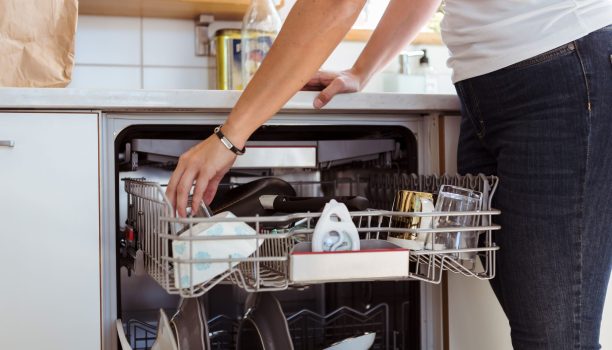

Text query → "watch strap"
[214,126,245,155]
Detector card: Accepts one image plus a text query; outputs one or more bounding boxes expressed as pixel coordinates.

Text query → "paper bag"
[0,0,78,87]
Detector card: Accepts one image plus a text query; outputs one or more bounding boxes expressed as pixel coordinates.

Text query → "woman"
[166,0,612,348]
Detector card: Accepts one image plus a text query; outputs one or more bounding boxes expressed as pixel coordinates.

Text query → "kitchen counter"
[0,88,460,113]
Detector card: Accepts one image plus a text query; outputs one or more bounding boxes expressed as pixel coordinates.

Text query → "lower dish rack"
[117,303,391,350]
[123,175,501,298]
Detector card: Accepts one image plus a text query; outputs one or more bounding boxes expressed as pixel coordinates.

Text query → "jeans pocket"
[455,81,485,138]
[503,42,577,71]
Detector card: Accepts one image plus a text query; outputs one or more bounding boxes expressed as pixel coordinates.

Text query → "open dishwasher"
[108,119,500,350]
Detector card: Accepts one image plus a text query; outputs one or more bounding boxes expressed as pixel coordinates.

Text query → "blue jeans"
[455,25,612,349]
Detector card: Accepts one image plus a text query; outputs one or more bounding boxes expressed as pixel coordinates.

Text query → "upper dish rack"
[123,174,501,298]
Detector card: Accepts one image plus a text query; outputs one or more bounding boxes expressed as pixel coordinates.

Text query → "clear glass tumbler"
[429,185,482,261]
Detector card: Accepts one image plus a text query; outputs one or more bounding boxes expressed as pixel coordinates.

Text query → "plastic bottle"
[416,49,438,93]
[241,0,282,89]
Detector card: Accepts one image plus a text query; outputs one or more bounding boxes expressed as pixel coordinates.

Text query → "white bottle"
[311,200,360,252]
[241,0,282,89]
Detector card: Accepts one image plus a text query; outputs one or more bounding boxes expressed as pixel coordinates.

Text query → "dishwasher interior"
[112,123,499,350]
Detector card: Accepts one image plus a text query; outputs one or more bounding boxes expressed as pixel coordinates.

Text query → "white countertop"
[0,88,460,113]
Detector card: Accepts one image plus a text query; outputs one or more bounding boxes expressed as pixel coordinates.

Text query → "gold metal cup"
[391,190,434,240]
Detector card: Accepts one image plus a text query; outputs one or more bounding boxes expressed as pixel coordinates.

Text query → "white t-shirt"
[441,0,612,83]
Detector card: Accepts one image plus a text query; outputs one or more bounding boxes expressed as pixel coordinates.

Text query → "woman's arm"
[167,0,441,216]
[167,0,367,216]
[310,0,442,108]
[222,0,369,143]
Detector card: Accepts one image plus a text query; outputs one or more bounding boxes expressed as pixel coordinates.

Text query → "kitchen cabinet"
[0,112,101,350]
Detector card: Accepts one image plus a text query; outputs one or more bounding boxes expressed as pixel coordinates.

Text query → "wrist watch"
[214,125,246,155]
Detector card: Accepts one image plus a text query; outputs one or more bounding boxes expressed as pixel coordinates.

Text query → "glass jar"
[241,0,282,88]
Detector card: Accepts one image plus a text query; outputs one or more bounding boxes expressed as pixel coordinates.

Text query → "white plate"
[324,332,376,350]
[152,309,178,350]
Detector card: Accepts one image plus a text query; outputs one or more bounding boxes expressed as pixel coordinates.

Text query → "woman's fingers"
[165,135,237,217]
[203,174,222,205]
[166,162,186,213]
[175,167,197,218]
[304,71,324,88]
[312,70,362,108]
[191,175,209,216]
[303,71,340,91]
[314,78,346,108]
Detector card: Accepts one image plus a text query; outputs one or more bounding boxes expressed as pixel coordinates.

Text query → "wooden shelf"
[78,0,281,21]
[78,0,441,45]
[345,29,442,45]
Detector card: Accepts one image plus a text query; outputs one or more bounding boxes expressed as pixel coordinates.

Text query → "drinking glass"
[429,185,482,261]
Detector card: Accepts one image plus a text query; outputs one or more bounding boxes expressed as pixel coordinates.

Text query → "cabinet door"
[0,113,100,349]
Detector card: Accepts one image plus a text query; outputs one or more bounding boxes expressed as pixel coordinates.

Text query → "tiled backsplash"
[70,16,215,89]
[75,16,141,65]
[70,15,454,93]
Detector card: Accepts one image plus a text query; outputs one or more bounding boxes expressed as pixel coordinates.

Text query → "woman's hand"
[165,133,237,217]
[303,69,364,109]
